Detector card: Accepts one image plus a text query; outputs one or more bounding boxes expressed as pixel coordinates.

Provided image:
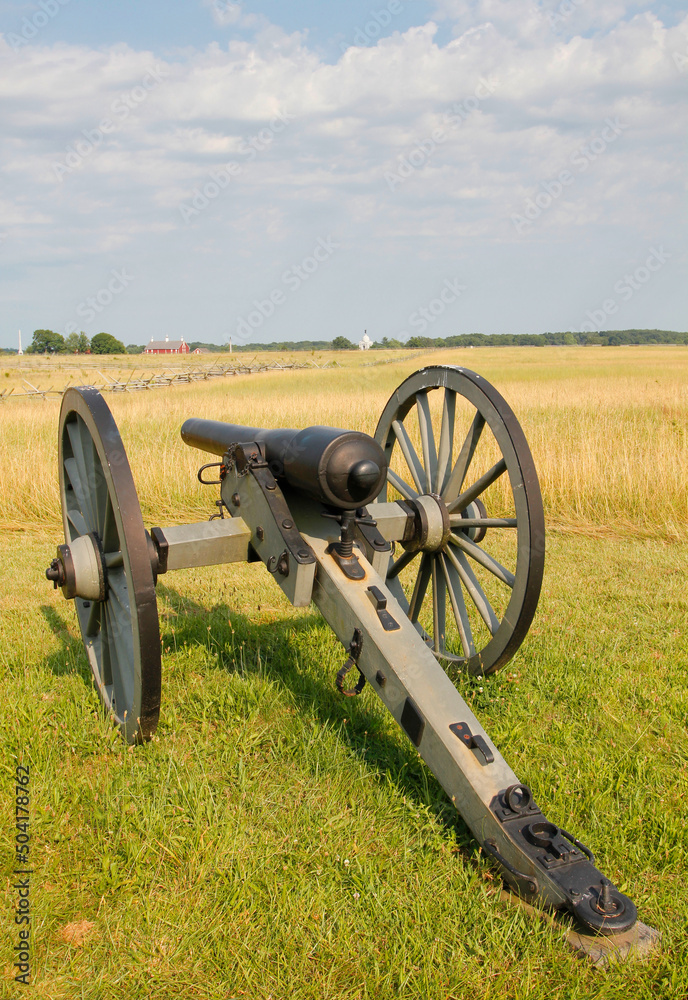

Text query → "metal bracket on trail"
[44,367,659,965]
[336,627,366,696]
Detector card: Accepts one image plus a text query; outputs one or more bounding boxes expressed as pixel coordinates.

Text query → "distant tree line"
[400,329,688,349]
[6,328,686,356]
[231,329,688,351]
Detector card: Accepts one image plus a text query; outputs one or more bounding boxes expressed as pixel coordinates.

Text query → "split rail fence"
[0,357,340,401]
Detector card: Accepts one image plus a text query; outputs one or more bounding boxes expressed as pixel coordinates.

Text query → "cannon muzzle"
[181,419,387,509]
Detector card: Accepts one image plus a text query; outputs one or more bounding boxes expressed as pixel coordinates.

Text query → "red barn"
[144,336,190,355]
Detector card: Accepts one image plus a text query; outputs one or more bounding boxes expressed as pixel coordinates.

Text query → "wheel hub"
[46,532,107,602]
[403,494,451,553]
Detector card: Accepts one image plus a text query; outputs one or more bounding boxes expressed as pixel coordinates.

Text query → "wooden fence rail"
[0,358,340,400]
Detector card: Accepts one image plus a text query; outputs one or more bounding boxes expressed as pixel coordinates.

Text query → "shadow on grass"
[40,603,92,683]
[39,583,475,853]
[157,582,475,852]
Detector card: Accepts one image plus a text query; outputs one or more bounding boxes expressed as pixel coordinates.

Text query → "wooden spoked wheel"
[374,366,545,676]
[58,387,161,742]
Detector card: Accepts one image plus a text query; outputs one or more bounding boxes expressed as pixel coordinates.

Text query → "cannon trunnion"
[45,365,657,964]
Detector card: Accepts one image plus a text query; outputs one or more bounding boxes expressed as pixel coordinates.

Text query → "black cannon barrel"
[181,419,388,509]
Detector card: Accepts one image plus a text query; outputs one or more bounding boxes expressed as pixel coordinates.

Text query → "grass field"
[1,347,687,998]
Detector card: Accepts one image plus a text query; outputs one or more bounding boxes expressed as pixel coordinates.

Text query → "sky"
[0,0,686,350]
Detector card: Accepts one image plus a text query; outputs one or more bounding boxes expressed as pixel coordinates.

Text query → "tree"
[64,331,90,354]
[91,332,126,354]
[331,336,354,350]
[126,344,144,354]
[26,329,65,354]
[373,336,403,350]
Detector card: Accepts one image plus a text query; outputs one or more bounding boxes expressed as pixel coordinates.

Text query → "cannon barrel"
[181,419,388,509]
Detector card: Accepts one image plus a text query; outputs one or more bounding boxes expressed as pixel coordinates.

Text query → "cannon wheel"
[58,387,161,743]
[374,366,544,676]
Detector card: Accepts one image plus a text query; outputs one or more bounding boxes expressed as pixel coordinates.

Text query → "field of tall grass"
[1,346,686,538]
[1,346,686,998]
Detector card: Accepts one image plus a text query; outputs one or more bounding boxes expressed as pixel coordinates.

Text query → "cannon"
[45,365,657,964]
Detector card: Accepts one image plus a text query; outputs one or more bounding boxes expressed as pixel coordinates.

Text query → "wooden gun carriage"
[45,365,657,964]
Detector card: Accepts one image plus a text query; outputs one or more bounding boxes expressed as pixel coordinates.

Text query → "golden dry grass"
[0,346,686,539]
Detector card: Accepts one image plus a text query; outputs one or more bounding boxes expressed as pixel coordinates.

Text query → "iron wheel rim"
[374,365,545,676]
[58,387,161,742]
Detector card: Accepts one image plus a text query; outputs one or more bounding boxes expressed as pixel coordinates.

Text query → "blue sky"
[1,0,686,349]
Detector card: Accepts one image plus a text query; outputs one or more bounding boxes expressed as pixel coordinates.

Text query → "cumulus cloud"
[0,2,686,343]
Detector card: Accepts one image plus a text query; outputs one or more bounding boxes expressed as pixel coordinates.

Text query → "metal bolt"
[375,670,386,687]
[599,881,613,911]
[256,526,264,541]
[231,493,241,507]
[282,519,294,529]
[298,549,310,559]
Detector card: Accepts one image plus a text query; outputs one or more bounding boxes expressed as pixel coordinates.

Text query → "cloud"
[0,2,686,343]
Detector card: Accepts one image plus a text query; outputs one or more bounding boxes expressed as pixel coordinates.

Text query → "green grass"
[1,528,687,999]
[1,348,686,997]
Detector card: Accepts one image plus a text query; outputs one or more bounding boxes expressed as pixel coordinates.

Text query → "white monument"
[358,330,372,351]
[18,329,23,355]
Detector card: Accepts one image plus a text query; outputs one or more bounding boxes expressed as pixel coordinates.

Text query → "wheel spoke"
[447,458,507,515]
[448,531,515,588]
[102,496,119,553]
[100,610,113,687]
[66,506,89,538]
[387,468,418,501]
[444,545,500,634]
[392,419,425,494]
[431,557,446,652]
[85,600,101,638]
[66,420,97,529]
[387,547,419,580]
[107,567,132,618]
[440,552,476,657]
[93,459,110,541]
[435,389,456,494]
[415,392,437,493]
[441,411,485,501]
[449,516,517,528]
[408,553,432,622]
[103,603,131,720]
[64,457,96,533]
